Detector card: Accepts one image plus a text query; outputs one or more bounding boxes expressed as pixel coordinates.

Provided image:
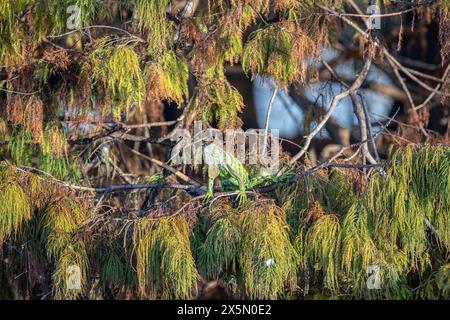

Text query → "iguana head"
[203,142,226,167]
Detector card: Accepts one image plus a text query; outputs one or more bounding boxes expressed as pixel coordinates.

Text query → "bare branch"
[289,52,373,164]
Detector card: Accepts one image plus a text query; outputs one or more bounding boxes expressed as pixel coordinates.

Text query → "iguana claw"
[236,187,247,206]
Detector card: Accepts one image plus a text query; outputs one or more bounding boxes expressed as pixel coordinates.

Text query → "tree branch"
[289,52,373,164]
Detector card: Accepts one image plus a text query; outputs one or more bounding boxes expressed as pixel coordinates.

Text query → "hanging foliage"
[238,202,298,299]
[42,199,89,299]
[39,124,81,181]
[80,42,145,119]
[129,216,199,299]
[133,0,173,57]
[145,51,189,107]
[192,67,244,130]
[0,0,449,301]
[0,167,32,242]
[243,20,326,85]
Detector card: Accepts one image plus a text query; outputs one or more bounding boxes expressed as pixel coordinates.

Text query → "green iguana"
[203,142,292,204]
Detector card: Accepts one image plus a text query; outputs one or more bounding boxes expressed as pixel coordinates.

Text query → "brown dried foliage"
[42,47,72,71]
[6,95,43,142]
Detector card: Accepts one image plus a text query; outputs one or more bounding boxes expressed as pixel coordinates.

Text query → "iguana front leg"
[204,164,219,203]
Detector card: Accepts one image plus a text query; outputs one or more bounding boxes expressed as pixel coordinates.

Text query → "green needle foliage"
[3,124,80,180]
[0,0,106,67]
[304,211,342,293]
[39,125,80,181]
[99,240,133,291]
[0,168,32,242]
[0,164,91,299]
[7,130,34,166]
[366,146,450,270]
[443,0,450,13]
[133,0,173,57]
[81,41,145,119]
[0,1,448,301]
[42,199,89,300]
[0,145,450,299]
[435,264,450,297]
[289,146,450,299]
[193,67,244,130]
[238,202,298,299]
[200,205,241,279]
[145,50,189,107]
[107,46,145,118]
[130,216,199,299]
[243,21,325,85]
[199,201,298,299]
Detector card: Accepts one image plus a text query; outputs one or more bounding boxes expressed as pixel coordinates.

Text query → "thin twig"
[262,83,279,153]
[289,52,373,165]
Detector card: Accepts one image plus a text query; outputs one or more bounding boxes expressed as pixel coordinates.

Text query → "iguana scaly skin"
[203,142,249,204]
[202,143,291,204]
